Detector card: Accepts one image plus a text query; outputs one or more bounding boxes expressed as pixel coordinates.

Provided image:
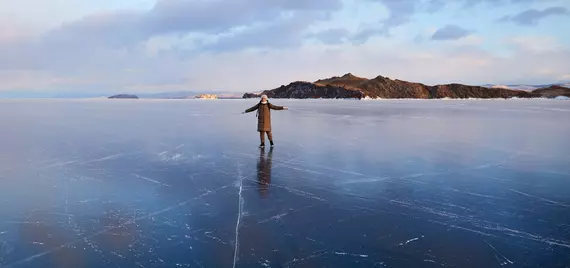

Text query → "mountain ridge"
[243,73,568,99]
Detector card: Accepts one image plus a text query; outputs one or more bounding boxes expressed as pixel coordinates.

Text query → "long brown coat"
[245,102,284,132]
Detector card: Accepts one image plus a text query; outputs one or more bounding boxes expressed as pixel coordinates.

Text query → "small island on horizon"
[108,94,139,99]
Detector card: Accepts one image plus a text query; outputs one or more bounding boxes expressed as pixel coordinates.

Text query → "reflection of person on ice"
[243,95,288,148]
[257,147,273,197]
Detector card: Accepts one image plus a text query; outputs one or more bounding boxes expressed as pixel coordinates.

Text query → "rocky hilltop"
[247,81,363,99]
[243,73,542,99]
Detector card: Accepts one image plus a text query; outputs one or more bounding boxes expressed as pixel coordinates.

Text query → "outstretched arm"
[244,104,259,113]
[269,104,288,110]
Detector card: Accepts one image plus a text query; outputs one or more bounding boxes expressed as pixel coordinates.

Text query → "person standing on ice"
[243,95,288,148]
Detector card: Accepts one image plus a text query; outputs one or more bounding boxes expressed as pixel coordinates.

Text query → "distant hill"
[109,94,139,99]
[244,73,540,99]
[532,85,570,98]
[482,84,541,91]
[482,83,570,92]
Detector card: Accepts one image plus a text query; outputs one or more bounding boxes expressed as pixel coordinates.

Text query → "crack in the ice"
[283,250,327,268]
[232,162,244,268]
[509,189,569,208]
[484,240,514,266]
[245,180,326,202]
[389,198,570,249]
[132,173,172,187]
[257,205,318,224]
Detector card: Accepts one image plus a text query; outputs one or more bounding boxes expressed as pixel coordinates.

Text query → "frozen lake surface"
[0,99,569,268]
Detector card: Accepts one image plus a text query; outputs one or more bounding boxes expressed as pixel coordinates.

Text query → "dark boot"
[259,131,266,148]
[270,140,274,147]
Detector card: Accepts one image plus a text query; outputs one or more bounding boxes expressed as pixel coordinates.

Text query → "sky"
[1,0,569,94]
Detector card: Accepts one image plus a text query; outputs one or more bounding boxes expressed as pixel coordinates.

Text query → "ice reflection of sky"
[0,99,569,267]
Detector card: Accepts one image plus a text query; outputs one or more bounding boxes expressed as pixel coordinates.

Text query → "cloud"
[347,0,531,43]
[431,25,472,41]
[128,43,570,88]
[144,0,341,36]
[424,0,446,13]
[0,0,343,81]
[463,0,542,7]
[351,0,417,43]
[0,0,569,93]
[0,0,344,92]
[204,15,309,51]
[5,0,342,53]
[499,6,569,26]
[308,28,350,45]
[505,35,563,52]
[3,37,569,93]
